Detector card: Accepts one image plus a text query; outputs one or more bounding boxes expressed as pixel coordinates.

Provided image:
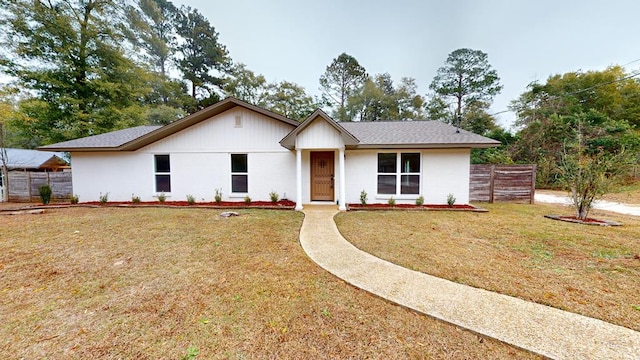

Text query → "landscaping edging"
[346,204,488,212]
[544,214,622,226]
[0,203,296,212]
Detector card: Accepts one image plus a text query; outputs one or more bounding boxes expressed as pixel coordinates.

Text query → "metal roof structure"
[2,148,69,170]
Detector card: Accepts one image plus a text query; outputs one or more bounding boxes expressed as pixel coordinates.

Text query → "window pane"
[378,153,396,173]
[400,175,420,194]
[232,175,248,193]
[155,154,170,172]
[155,175,171,192]
[401,153,420,173]
[377,175,396,194]
[231,154,248,172]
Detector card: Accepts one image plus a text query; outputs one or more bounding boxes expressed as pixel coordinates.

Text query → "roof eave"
[349,142,501,149]
[40,98,299,152]
[123,97,299,151]
[37,146,121,152]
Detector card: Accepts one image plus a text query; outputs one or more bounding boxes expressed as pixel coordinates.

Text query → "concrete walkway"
[299,206,640,360]
[535,193,640,217]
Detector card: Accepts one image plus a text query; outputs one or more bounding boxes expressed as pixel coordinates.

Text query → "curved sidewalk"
[299,207,640,360]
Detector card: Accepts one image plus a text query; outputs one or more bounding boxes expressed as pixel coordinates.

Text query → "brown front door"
[310,151,334,201]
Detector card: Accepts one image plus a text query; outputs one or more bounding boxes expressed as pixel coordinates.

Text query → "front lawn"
[0,208,538,359]
[335,203,640,331]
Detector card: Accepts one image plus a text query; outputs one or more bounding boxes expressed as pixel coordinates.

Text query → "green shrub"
[214,188,222,204]
[70,194,79,204]
[387,197,395,206]
[415,195,424,206]
[244,195,251,204]
[131,194,141,204]
[360,190,368,205]
[157,192,166,203]
[269,190,279,202]
[39,185,52,204]
[186,194,196,205]
[447,193,456,207]
[99,192,109,204]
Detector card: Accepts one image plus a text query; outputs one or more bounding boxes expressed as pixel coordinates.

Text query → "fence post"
[530,164,537,204]
[489,165,496,203]
[26,171,32,201]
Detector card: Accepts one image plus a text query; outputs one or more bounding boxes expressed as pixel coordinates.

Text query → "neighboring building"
[2,148,69,171]
[39,97,499,210]
[0,148,70,202]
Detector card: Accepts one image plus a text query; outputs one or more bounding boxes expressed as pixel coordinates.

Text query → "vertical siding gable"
[295,117,345,149]
[142,108,296,152]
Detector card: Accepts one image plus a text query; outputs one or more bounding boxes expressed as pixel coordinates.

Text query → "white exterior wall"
[344,148,471,205]
[422,149,471,204]
[71,108,297,202]
[71,152,152,202]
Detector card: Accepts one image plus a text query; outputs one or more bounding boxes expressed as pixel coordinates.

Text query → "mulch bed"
[347,203,487,212]
[0,200,297,211]
[544,214,622,226]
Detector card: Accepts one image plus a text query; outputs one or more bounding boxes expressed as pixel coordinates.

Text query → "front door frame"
[310,151,335,202]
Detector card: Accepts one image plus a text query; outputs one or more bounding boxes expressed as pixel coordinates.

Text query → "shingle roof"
[3,148,69,169]
[38,126,161,150]
[340,121,501,148]
[38,98,299,152]
[38,98,500,152]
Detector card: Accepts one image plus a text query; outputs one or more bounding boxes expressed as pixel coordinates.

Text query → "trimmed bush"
[39,185,52,204]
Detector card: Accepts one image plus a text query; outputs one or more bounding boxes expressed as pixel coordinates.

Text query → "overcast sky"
[172,0,640,128]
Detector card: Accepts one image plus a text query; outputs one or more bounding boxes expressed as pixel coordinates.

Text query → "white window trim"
[376,152,421,196]
[230,153,248,195]
[154,154,171,195]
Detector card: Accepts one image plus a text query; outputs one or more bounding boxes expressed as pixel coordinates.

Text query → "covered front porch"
[293,148,346,211]
[279,109,358,211]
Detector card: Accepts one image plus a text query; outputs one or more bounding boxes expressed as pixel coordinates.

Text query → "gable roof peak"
[279,109,360,149]
[38,97,299,152]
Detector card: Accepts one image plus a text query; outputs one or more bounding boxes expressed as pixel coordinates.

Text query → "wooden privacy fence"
[7,171,72,202]
[470,164,536,203]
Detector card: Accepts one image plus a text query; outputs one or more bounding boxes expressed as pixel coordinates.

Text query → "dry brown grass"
[0,207,539,359]
[335,203,640,332]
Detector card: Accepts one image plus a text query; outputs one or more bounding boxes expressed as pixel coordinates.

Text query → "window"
[231,154,248,193]
[377,153,420,195]
[154,154,171,192]
[377,153,396,194]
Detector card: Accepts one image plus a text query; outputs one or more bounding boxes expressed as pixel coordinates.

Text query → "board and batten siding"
[295,118,345,149]
[71,108,297,202]
[344,148,471,205]
[144,108,294,153]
